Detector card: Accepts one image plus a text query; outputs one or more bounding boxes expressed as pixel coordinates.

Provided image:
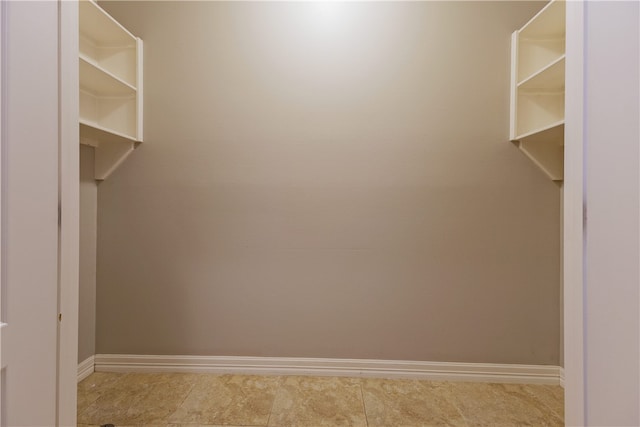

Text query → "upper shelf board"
[79,0,136,47]
[519,0,566,40]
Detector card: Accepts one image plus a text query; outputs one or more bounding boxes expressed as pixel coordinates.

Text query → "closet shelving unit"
[79,0,143,180]
[510,0,565,181]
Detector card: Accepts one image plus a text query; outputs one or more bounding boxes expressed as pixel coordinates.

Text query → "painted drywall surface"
[79,145,97,363]
[96,1,560,365]
[584,1,640,424]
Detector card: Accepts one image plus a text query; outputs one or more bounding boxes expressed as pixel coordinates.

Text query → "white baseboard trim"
[94,354,563,385]
[77,355,95,382]
[559,367,565,388]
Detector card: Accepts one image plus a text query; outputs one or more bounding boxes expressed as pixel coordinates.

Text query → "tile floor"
[77,372,564,427]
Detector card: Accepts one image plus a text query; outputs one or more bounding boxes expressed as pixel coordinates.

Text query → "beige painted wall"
[96,1,560,364]
[79,145,97,363]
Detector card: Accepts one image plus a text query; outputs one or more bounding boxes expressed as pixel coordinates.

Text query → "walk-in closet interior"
[71,0,639,425]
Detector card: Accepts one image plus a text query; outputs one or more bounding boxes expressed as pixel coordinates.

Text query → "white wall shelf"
[80,122,137,180]
[510,0,565,182]
[517,121,564,181]
[516,91,565,139]
[80,56,136,95]
[79,0,136,86]
[518,55,565,91]
[79,0,143,180]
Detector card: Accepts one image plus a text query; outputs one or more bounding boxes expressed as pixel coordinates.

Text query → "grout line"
[77,371,131,424]
[163,374,199,425]
[445,383,471,427]
[521,384,565,422]
[359,383,369,427]
[265,376,282,427]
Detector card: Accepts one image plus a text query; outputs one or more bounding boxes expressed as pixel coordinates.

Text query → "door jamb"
[56,1,79,426]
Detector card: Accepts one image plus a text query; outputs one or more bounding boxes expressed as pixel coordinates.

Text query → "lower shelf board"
[513,122,564,181]
[80,120,136,146]
[515,120,565,145]
[80,121,138,180]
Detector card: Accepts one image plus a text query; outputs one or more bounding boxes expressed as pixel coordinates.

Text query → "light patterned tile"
[79,373,197,425]
[493,383,564,426]
[168,374,281,426]
[268,376,367,427]
[445,382,562,427]
[78,373,145,425]
[77,372,564,427]
[116,425,196,427]
[522,384,564,419]
[77,372,128,416]
[362,378,467,427]
[116,425,184,427]
[125,373,198,424]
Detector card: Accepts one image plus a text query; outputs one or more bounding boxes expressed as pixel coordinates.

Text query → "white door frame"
[57,0,79,426]
[0,1,79,425]
[0,0,5,423]
[3,1,64,424]
[564,1,640,425]
[563,1,585,425]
